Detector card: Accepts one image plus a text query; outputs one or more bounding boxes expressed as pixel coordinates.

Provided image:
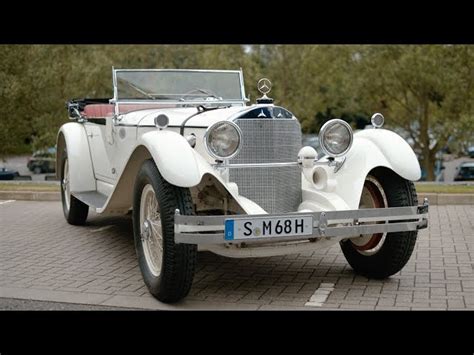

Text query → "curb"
[0,191,60,201]
[418,193,474,205]
[0,191,472,205]
[0,287,263,310]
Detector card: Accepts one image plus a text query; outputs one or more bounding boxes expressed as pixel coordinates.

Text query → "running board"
[73,191,108,210]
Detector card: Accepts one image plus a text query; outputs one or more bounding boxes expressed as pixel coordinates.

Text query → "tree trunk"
[423,150,436,181]
[419,101,436,181]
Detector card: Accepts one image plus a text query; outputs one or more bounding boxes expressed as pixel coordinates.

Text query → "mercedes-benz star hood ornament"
[256,78,274,104]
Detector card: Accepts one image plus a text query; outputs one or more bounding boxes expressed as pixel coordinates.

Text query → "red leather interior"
[83,104,177,118]
[83,104,114,118]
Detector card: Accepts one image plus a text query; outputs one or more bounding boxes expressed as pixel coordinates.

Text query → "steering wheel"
[181,88,220,101]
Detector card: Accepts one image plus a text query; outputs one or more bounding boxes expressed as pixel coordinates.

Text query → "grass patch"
[415,183,474,194]
[0,182,60,192]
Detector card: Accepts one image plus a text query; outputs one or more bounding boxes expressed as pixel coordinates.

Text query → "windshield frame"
[111,68,247,115]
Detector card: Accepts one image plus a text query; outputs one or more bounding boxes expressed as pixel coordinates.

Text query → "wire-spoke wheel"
[60,154,88,225]
[340,168,418,279]
[140,184,163,277]
[63,159,71,212]
[133,159,197,303]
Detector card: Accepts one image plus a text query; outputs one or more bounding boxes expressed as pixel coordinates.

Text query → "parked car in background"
[454,161,474,181]
[467,146,474,158]
[27,147,56,174]
[0,167,20,180]
[302,134,323,158]
[419,160,446,182]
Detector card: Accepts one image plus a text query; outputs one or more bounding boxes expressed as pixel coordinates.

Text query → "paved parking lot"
[1,200,473,310]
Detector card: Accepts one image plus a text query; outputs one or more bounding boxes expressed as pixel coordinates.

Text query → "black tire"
[340,168,418,279]
[132,159,197,303]
[60,151,89,225]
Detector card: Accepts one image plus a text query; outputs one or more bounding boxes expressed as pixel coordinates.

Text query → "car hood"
[121,106,247,128]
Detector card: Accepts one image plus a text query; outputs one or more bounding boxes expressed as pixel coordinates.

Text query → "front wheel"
[132,160,197,303]
[60,154,89,225]
[340,168,418,279]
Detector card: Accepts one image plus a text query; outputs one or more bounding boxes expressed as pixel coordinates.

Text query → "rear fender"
[56,123,95,192]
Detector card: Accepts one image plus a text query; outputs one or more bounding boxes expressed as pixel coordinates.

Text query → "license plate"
[224,215,314,241]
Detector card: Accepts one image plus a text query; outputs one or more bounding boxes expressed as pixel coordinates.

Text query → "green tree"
[349,45,474,180]
[1,44,472,182]
[0,46,34,160]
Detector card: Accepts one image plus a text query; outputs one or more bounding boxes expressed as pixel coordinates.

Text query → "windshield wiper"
[181,88,222,101]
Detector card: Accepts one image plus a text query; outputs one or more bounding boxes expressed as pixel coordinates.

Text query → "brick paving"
[1,200,473,310]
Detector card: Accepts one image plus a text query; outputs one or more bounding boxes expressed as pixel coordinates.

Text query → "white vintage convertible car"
[57,68,428,303]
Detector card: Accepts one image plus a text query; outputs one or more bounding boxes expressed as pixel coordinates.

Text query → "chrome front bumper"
[174,200,429,245]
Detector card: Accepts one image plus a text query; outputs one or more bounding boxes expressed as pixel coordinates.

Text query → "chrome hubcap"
[351,176,388,256]
[142,219,152,241]
[140,184,163,277]
[62,159,71,211]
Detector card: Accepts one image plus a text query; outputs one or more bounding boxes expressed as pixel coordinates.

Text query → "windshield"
[115,70,244,102]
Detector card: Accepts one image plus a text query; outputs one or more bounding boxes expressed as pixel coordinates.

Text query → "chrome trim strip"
[116,100,246,106]
[115,123,141,127]
[174,204,429,245]
[322,221,420,237]
[239,68,247,103]
[314,206,420,222]
[213,162,299,168]
[112,66,119,118]
[115,69,243,73]
[135,125,208,129]
[175,221,423,245]
[176,206,422,226]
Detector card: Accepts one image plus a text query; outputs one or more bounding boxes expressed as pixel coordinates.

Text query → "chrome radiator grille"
[229,119,302,213]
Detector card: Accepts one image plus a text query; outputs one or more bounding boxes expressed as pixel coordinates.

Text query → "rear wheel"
[60,154,89,225]
[133,160,197,303]
[340,168,418,279]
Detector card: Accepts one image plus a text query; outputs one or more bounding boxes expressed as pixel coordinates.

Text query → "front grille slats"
[229,119,302,213]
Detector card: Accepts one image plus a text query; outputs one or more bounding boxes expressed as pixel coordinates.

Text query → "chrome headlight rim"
[318,119,353,158]
[204,120,243,160]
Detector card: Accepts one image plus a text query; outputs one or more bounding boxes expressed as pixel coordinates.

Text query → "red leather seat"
[83,104,114,118]
[83,103,177,118]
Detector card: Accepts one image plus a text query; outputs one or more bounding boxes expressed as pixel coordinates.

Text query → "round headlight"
[319,119,353,157]
[205,121,242,160]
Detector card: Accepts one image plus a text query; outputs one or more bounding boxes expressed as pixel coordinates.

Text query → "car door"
[84,121,116,183]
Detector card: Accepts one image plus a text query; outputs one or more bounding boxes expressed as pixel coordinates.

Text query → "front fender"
[355,128,421,181]
[138,130,201,187]
[332,128,421,209]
